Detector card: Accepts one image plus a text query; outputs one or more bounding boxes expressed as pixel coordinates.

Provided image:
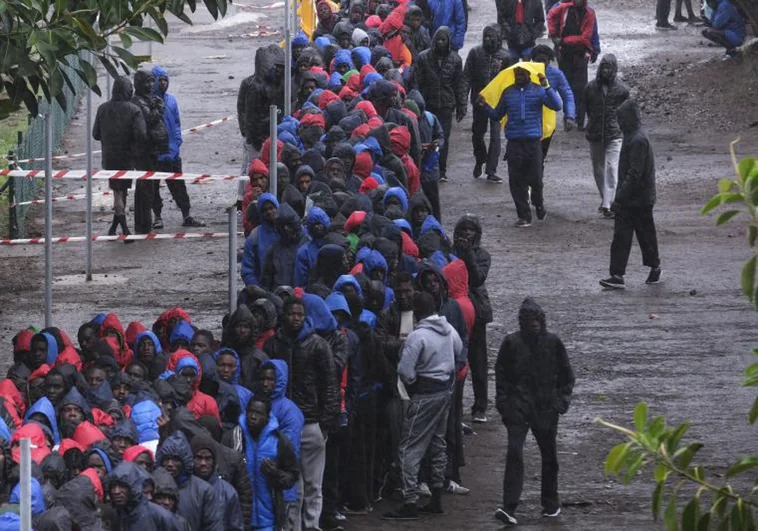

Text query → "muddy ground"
[1,0,758,529]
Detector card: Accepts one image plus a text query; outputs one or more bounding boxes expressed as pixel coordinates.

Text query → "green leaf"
[726,457,758,477]
[112,46,139,70]
[675,443,704,469]
[749,396,758,424]
[738,158,756,182]
[719,179,736,193]
[692,466,705,482]
[723,193,745,204]
[730,500,744,530]
[697,512,711,531]
[653,481,665,520]
[665,490,679,531]
[203,0,219,19]
[623,453,646,484]
[649,416,667,440]
[741,256,757,301]
[605,442,630,475]
[120,31,133,49]
[750,226,758,247]
[654,464,670,483]
[716,210,741,226]
[702,194,725,215]
[97,55,120,81]
[123,25,164,42]
[634,402,648,431]
[682,499,701,531]
[667,422,691,453]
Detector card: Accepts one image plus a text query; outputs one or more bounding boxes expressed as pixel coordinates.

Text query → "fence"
[8,55,89,238]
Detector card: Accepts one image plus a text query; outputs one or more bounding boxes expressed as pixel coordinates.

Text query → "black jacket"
[244,45,285,148]
[495,298,574,427]
[262,203,307,291]
[264,325,340,426]
[453,215,493,324]
[236,74,254,137]
[132,70,168,171]
[615,100,656,208]
[462,24,510,104]
[584,54,629,144]
[496,0,545,51]
[411,27,466,113]
[92,77,146,190]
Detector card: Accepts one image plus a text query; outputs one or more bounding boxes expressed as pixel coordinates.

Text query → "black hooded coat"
[453,214,493,324]
[615,100,656,208]
[584,54,630,144]
[411,27,466,113]
[461,23,510,104]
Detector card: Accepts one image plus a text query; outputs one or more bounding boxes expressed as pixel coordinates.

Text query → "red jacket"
[443,259,476,336]
[389,126,421,195]
[54,346,83,372]
[169,350,222,424]
[547,2,596,54]
[100,314,133,368]
[242,158,270,235]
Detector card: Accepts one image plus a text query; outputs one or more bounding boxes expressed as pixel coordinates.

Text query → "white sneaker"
[495,508,518,525]
[543,507,561,517]
[418,482,432,497]
[445,480,470,495]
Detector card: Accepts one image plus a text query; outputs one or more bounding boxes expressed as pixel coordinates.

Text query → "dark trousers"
[472,108,502,176]
[541,134,553,170]
[702,28,734,50]
[322,425,348,522]
[430,107,454,178]
[558,55,588,127]
[610,206,661,277]
[676,0,695,18]
[469,322,489,415]
[421,176,442,222]
[503,420,559,513]
[656,0,672,24]
[376,394,405,495]
[506,139,543,222]
[345,393,377,509]
[153,158,192,218]
[445,379,464,483]
[133,181,154,234]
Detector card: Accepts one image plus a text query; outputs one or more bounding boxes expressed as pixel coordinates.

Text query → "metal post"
[19,438,31,531]
[7,151,17,239]
[269,105,278,198]
[44,112,53,328]
[85,53,94,281]
[284,0,292,117]
[228,207,237,314]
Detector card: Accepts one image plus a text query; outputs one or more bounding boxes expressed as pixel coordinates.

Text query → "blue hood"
[302,292,338,334]
[393,218,412,235]
[10,477,45,515]
[278,116,300,136]
[135,330,163,356]
[175,356,200,383]
[41,332,59,365]
[329,72,343,90]
[152,65,169,94]
[325,292,351,317]
[91,313,107,326]
[363,72,382,88]
[279,130,303,151]
[363,137,383,161]
[0,417,11,443]
[314,36,332,52]
[383,187,408,214]
[131,399,162,443]
[420,214,448,239]
[306,206,331,231]
[60,387,91,419]
[364,250,389,283]
[89,447,113,474]
[333,274,363,298]
[359,309,377,328]
[292,31,310,48]
[262,359,289,400]
[352,47,371,68]
[334,49,355,71]
[354,246,372,266]
[212,348,241,385]
[169,319,194,347]
[25,397,60,444]
[257,193,281,225]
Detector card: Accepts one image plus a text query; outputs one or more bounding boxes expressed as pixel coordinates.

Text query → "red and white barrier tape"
[11,191,112,207]
[6,116,236,164]
[0,169,246,183]
[0,232,242,245]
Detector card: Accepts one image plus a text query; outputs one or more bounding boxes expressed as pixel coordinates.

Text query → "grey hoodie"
[397,314,464,387]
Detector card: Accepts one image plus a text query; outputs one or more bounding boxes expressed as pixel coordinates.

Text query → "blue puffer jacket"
[712,0,745,47]
[333,49,355,72]
[10,477,45,515]
[383,187,409,214]
[242,193,281,286]
[546,64,575,121]
[240,413,281,530]
[25,397,60,444]
[426,0,467,51]
[169,319,194,348]
[294,207,331,287]
[212,348,254,412]
[420,214,449,240]
[131,399,162,443]
[262,359,304,503]
[487,82,562,140]
[152,66,182,162]
[333,274,363,298]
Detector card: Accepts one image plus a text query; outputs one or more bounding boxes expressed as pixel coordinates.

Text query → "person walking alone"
[600,100,661,289]
[584,54,629,219]
[494,298,574,526]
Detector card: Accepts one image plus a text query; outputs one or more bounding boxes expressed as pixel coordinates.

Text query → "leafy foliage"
[0,0,228,116]
[599,141,758,530]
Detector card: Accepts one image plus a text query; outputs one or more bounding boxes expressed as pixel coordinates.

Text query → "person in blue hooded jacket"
[169,319,195,353]
[425,0,467,51]
[383,187,409,216]
[155,430,223,531]
[261,203,308,291]
[295,206,332,287]
[150,65,205,229]
[0,478,46,530]
[25,397,61,445]
[702,0,745,58]
[242,193,281,287]
[28,332,59,371]
[333,49,355,75]
[292,31,310,61]
[363,250,396,311]
[131,398,163,443]
[135,330,169,381]
[239,397,299,531]
[212,348,254,412]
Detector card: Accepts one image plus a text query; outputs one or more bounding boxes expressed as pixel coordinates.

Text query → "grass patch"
[0,106,31,237]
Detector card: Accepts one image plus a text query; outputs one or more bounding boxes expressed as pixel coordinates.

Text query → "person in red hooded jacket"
[390,126,421,195]
[241,159,270,237]
[12,329,35,365]
[442,259,476,336]
[100,313,134,368]
[167,350,221,425]
[11,423,51,464]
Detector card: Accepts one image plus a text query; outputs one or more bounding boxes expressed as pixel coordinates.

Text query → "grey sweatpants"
[589,138,622,209]
[399,390,452,504]
[300,422,326,530]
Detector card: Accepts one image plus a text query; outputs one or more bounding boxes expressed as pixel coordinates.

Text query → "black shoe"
[646,267,662,284]
[382,504,418,521]
[152,217,164,230]
[600,275,625,289]
[486,174,503,184]
[495,508,518,526]
[117,215,136,244]
[418,489,445,515]
[673,15,688,22]
[108,215,119,236]
[597,205,604,213]
[602,208,615,219]
[515,219,531,228]
[473,163,483,179]
[656,22,678,29]
[320,516,345,530]
[543,507,562,518]
[182,216,206,227]
[536,206,547,220]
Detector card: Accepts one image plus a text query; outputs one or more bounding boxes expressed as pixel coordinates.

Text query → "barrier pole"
[86,52,94,281]
[44,112,53,328]
[228,207,238,313]
[269,105,278,198]
[19,438,31,531]
[284,0,292,117]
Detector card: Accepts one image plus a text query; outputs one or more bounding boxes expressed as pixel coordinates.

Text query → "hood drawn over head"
[518,297,546,334]
[261,359,289,399]
[111,76,134,102]
[453,214,483,246]
[442,258,470,299]
[597,53,619,83]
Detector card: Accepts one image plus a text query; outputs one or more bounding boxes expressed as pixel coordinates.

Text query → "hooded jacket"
[100,313,134,368]
[711,0,746,47]
[462,24,510,103]
[389,127,421,195]
[411,27,465,113]
[171,354,221,424]
[152,66,182,162]
[242,193,281,286]
[244,45,286,148]
[615,100,656,208]
[134,331,168,381]
[294,206,332,287]
[261,203,307,292]
[60,387,92,422]
[407,90,444,180]
[131,399,162,442]
[495,298,575,426]
[52,475,102,531]
[190,435,244,531]
[155,431,223,531]
[584,54,629,144]
[416,261,469,357]
[169,319,194,349]
[426,0,467,50]
[25,397,60,445]
[496,0,545,51]
[453,214,493,324]
[211,348,254,412]
[261,360,305,460]
[92,76,146,189]
[132,69,169,168]
[442,259,476,335]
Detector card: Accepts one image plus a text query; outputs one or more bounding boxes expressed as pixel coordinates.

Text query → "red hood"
[402,107,418,120]
[367,116,384,129]
[359,64,377,84]
[168,349,202,390]
[0,379,25,419]
[123,444,154,463]
[125,322,146,348]
[339,86,357,101]
[318,91,340,110]
[101,313,125,338]
[366,14,382,28]
[443,259,470,299]
[401,231,420,257]
[359,177,379,194]
[345,211,367,233]
[380,7,405,33]
[103,336,132,369]
[29,364,51,382]
[72,421,107,449]
[261,138,284,167]
[81,468,104,503]
[383,35,408,65]
[54,346,82,371]
[356,100,378,119]
[346,74,361,92]
[354,152,373,179]
[301,112,327,129]
[92,408,116,429]
[390,126,411,157]
[58,438,85,455]
[351,124,371,140]
[58,329,74,349]
[13,329,34,354]
[12,423,51,464]
[247,158,269,178]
